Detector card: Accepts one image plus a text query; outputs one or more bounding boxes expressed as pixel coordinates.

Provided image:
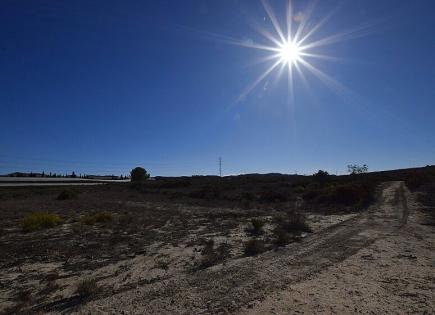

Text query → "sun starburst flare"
[229,0,378,109]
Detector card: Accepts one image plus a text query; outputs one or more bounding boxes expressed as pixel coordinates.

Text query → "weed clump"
[243,239,266,256]
[57,189,78,200]
[246,218,265,235]
[197,239,231,270]
[272,226,291,246]
[81,212,113,225]
[275,212,311,234]
[76,278,100,301]
[22,212,61,232]
[302,181,376,209]
[154,257,170,270]
[271,212,311,246]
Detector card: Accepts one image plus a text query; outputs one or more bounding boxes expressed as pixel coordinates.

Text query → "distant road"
[0,177,130,187]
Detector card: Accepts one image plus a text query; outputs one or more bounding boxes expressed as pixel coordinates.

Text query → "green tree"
[347,164,368,175]
[313,170,329,183]
[130,167,150,182]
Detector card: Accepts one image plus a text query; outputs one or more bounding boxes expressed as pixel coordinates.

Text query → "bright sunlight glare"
[222,0,378,107]
[279,41,302,65]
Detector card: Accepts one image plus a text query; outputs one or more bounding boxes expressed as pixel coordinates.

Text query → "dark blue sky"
[1,0,434,176]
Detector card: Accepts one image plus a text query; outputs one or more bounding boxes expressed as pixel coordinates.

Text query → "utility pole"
[219,157,222,177]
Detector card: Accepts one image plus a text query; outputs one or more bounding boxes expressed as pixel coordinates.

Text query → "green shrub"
[76,278,100,300]
[276,212,311,234]
[130,167,150,182]
[57,189,78,200]
[242,192,255,201]
[313,170,329,183]
[157,179,191,189]
[81,212,113,225]
[155,257,170,270]
[405,174,432,191]
[188,186,221,200]
[22,212,61,232]
[247,218,264,235]
[272,226,291,246]
[197,240,231,270]
[303,181,376,208]
[258,190,288,203]
[292,185,305,194]
[243,239,266,256]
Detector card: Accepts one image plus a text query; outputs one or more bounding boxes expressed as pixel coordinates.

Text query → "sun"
[279,40,302,65]
[222,0,375,106]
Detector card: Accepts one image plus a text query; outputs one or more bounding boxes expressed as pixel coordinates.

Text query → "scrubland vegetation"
[75,278,100,301]
[22,212,62,232]
[0,165,434,313]
[81,212,113,225]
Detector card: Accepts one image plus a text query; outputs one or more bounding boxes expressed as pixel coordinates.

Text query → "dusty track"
[76,181,434,314]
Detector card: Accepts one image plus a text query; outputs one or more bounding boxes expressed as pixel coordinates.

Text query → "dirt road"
[76,181,434,314]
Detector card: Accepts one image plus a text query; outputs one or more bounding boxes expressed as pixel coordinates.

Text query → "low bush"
[155,257,170,270]
[272,226,291,246]
[197,239,231,269]
[405,174,433,191]
[247,218,264,235]
[157,179,191,189]
[81,212,113,225]
[22,212,61,232]
[242,192,256,201]
[258,190,288,203]
[243,239,266,256]
[275,212,311,234]
[292,185,305,194]
[76,278,100,300]
[57,189,78,200]
[188,187,221,200]
[303,181,376,208]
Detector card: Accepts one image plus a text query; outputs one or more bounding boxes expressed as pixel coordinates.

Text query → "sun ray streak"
[298,58,349,97]
[249,21,283,47]
[299,21,378,50]
[296,3,342,46]
[293,0,317,44]
[261,0,286,43]
[299,52,344,62]
[244,53,282,68]
[287,62,295,111]
[294,61,310,91]
[212,0,376,107]
[178,25,281,53]
[239,59,282,101]
[286,0,293,42]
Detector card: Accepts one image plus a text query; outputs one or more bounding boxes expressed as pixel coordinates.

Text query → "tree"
[130,167,150,182]
[313,170,329,182]
[347,164,368,175]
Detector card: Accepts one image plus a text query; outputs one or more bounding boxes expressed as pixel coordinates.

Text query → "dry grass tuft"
[76,278,100,301]
[81,212,113,225]
[22,212,61,232]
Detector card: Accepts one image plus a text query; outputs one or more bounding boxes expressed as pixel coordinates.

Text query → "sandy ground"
[239,182,435,314]
[1,181,433,314]
[73,182,433,314]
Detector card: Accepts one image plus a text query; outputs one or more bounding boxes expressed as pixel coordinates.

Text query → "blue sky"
[1,0,434,176]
